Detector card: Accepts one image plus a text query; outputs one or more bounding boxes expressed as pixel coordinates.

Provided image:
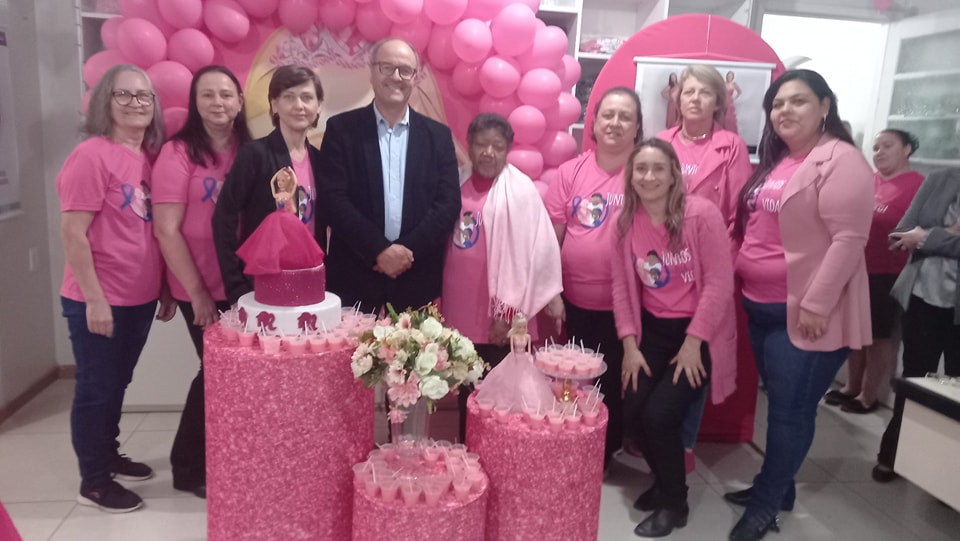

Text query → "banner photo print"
[0,26,20,219]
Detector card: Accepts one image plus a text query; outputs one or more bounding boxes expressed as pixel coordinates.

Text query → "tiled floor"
[2,380,959,540]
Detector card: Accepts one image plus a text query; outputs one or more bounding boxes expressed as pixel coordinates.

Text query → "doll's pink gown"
[475,334,555,412]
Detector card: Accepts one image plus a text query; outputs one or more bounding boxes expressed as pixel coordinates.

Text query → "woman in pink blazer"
[612,139,736,537]
[725,70,873,541]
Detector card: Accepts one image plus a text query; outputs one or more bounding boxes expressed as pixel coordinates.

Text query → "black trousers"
[878,296,960,467]
[459,343,511,443]
[564,298,625,466]
[170,300,231,487]
[623,310,711,508]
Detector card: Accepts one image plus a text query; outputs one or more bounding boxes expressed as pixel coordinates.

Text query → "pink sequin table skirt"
[465,393,607,541]
[205,324,375,541]
[351,478,488,541]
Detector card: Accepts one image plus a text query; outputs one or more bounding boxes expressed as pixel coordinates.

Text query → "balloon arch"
[82,0,584,182]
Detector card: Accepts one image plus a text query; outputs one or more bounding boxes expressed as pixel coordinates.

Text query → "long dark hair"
[172,65,251,167]
[618,138,686,250]
[733,69,853,240]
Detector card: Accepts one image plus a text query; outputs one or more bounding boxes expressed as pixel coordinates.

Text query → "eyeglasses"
[374,63,417,81]
[112,90,155,106]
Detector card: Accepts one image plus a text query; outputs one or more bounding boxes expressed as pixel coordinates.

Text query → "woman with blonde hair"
[612,138,735,537]
[58,64,175,513]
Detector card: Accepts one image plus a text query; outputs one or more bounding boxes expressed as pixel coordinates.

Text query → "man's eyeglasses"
[112,90,155,106]
[374,63,417,81]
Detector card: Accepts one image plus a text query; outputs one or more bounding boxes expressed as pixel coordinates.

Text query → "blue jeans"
[681,383,709,449]
[63,297,156,489]
[742,298,848,518]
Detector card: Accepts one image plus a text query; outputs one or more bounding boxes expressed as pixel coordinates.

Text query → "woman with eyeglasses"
[213,65,324,304]
[152,66,251,498]
[57,64,176,513]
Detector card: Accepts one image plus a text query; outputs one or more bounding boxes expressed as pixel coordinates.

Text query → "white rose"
[414,351,438,376]
[420,317,443,340]
[351,355,373,378]
[373,325,390,340]
[465,360,484,385]
[394,349,409,364]
[420,375,450,400]
[455,336,476,357]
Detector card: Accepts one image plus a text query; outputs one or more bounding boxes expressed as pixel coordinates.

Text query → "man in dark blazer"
[318,38,460,311]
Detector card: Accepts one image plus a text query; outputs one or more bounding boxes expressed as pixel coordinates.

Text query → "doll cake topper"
[270,166,299,214]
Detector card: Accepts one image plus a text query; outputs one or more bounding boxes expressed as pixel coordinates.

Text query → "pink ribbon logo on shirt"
[572,193,609,228]
[120,181,152,221]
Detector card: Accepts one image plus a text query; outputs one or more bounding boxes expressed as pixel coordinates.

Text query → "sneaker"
[111,454,154,481]
[78,480,144,513]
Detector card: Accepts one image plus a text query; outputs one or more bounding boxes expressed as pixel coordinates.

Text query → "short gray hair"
[83,64,165,157]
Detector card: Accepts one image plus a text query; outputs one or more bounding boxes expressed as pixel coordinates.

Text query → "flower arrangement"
[351,304,485,423]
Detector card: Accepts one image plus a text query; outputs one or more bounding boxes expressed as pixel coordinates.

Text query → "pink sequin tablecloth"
[205,324,375,541]
[351,476,488,541]
[465,393,607,541]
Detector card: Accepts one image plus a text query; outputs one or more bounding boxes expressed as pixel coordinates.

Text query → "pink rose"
[379,345,396,362]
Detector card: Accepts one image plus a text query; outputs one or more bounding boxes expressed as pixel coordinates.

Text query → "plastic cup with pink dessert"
[477,397,495,417]
[564,409,583,430]
[237,328,257,347]
[400,481,421,506]
[493,404,511,424]
[377,476,400,503]
[546,410,564,433]
[327,331,347,351]
[284,335,308,354]
[452,474,472,502]
[422,478,445,506]
[307,332,328,353]
[582,402,600,426]
[259,334,281,355]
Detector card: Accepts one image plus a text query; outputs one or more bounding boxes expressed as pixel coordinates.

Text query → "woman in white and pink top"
[153,66,251,498]
[58,65,175,513]
[612,139,735,538]
[544,86,642,467]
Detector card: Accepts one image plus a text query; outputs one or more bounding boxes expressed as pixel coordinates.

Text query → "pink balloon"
[147,60,193,109]
[390,13,432,53]
[158,0,202,29]
[539,167,558,186]
[279,0,319,34]
[557,54,581,89]
[532,179,550,200]
[479,56,521,99]
[452,19,492,64]
[101,17,123,50]
[318,0,356,32]
[381,0,422,24]
[508,105,546,145]
[518,68,562,109]
[490,4,536,57]
[236,0,279,18]
[203,0,251,43]
[423,0,467,25]
[516,0,540,12]
[116,18,167,68]
[452,62,482,97]
[81,90,93,115]
[542,92,582,132]
[517,25,567,71]
[478,93,519,118]
[356,2,393,42]
[508,144,543,179]
[163,107,190,137]
[120,0,176,35]
[167,29,215,73]
[427,24,459,71]
[539,130,578,167]
[354,0,374,4]
[464,0,505,21]
[83,49,129,88]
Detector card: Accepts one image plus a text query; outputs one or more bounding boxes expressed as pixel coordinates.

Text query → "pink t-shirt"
[736,156,805,303]
[442,176,539,344]
[672,138,711,188]
[151,140,236,302]
[631,213,698,318]
[865,170,924,275]
[57,137,162,306]
[292,153,316,235]
[544,151,625,311]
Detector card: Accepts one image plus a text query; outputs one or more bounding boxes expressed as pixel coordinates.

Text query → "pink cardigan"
[779,135,874,351]
[611,195,737,404]
[657,126,754,228]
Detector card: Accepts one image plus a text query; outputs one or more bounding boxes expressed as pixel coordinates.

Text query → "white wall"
[761,14,887,148]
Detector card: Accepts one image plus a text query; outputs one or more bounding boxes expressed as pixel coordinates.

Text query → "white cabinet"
[870,9,960,170]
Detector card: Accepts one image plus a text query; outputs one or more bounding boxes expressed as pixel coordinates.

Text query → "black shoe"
[723,486,795,511]
[111,454,154,481]
[78,480,144,513]
[728,512,780,541]
[633,485,663,511]
[872,464,897,483]
[633,503,689,538]
[840,400,878,414]
[174,480,207,499]
[823,389,856,406]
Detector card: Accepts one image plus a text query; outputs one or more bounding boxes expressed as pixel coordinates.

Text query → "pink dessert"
[284,336,307,354]
[401,484,421,506]
[582,406,599,426]
[378,477,400,502]
[547,411,564,433]
[260,335,281,354]
[565,411,582,430]
[477,399,495,417]
[254,264,326,306]
[453,476,471,502]
[238,330,256,347]
[307,334,328,352]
